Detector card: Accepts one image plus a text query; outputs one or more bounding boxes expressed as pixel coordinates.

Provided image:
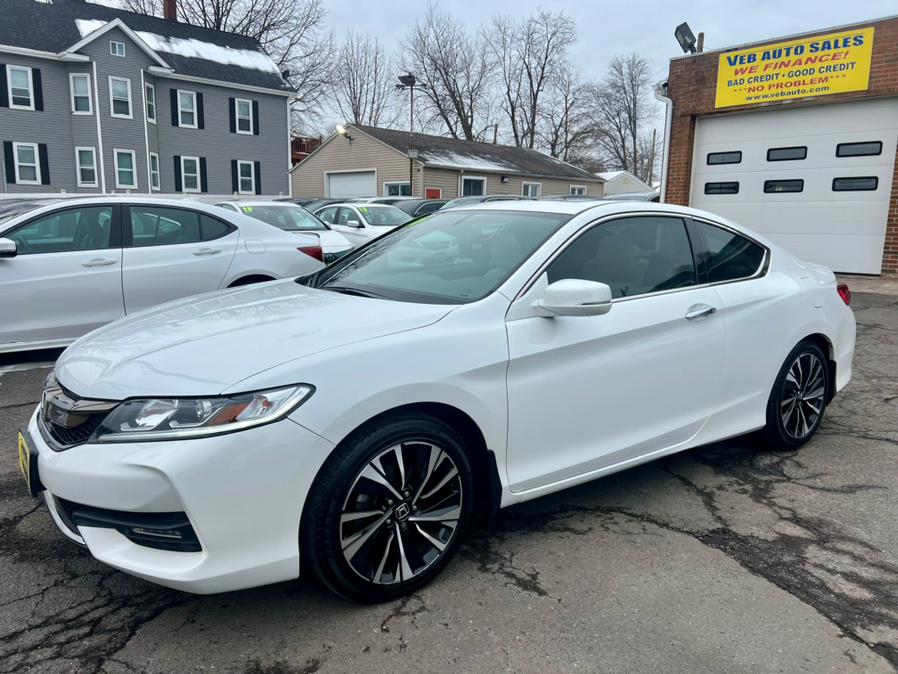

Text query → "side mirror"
[346,219,361,227]
[532,279,612,317]
[0,238,17,258]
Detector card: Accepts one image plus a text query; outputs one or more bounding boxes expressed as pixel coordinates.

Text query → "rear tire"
[762,341,830,451]
[301,412,475,603]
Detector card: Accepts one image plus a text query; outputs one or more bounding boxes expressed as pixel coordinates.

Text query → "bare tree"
[120,0,333,127]
[401,3,494,141]
[538,62,591,162]
[586,53,659,182]
[488,10,575,149]
[331,31,395,127]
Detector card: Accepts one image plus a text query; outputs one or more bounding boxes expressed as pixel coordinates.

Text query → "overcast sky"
[323,0,896,84]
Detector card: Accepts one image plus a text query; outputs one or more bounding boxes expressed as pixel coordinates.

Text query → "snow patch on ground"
[74,19,281,74]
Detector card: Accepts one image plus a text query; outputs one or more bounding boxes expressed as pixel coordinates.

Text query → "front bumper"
[28,408,335,594]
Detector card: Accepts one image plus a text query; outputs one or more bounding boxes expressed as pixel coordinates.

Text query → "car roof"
[323,202,401,209]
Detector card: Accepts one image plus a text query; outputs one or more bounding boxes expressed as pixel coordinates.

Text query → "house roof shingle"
[0,0,292,92]
[354,125,602,182]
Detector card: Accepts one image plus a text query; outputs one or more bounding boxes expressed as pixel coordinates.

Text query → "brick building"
[661,15,898,275]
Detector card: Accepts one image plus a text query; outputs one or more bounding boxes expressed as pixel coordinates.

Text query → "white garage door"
[326,171,376,198]
[690,99,898,274]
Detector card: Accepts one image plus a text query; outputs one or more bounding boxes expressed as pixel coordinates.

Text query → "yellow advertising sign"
[715,27,874,108]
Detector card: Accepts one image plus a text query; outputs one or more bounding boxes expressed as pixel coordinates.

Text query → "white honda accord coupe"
[0,197,324,353]
[19,201,855,601]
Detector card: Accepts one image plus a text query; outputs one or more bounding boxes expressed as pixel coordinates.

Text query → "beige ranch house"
[290,124,604,199]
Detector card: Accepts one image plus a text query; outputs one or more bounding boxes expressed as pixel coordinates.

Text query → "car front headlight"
[94,385,314,442]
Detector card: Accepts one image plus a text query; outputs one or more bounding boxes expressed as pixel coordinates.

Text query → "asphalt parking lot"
[1,290,896,674]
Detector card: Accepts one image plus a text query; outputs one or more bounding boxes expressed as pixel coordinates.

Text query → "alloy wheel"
[780,352,826,439]
[339,441,463,585]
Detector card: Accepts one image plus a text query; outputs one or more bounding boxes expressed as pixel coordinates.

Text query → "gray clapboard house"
[0,0,293,197]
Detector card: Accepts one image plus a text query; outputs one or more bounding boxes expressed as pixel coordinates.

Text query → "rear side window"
[8,206,113,255]
[707,151,741,165]
[704,182,739,195]
[129,206,201,247]
[695,222,765,283]
[836,141,882,157]
[766,146,807,161]
[832,176,878,192]
[200,215,233,241]
[547,216,697,299]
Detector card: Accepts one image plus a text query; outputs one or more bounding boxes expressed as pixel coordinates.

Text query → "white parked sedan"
[0,197,324,353]
[20,201,855,602]
[315,203,412,246]
[215,201,352,263]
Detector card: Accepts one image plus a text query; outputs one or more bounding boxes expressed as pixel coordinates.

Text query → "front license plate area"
[18,430,44,497]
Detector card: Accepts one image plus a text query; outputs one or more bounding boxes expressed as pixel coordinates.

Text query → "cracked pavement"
[1,291,896,673]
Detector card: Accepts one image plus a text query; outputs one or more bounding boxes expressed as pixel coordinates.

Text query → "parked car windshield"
[239,204,327,231]
[357,205,412,227]
[315,209,569,304]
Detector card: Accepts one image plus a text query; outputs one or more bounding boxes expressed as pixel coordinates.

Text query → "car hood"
[56,280,455,400]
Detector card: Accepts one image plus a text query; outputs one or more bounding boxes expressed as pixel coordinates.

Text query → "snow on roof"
[597,170,627,180]
[74,18,282,74]
[417,150,516,173]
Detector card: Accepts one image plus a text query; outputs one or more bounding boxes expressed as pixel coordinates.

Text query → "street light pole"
[397,73,426,198]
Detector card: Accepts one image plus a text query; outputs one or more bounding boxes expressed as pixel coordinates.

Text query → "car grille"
[39,382,116,450]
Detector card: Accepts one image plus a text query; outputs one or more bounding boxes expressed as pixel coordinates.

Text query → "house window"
[150,152,160,191]
[384,182,411,196]
[7,65,34,110]
[235,98,253,134]
[569,185,586,196]
[522,182,542,197]
[832,176,878,192]
[13,142,40,184]
[764,179,804,194]
[836,141,882,158]
[178,90,197,128]
[704,181,739,195]
[145,83,156,123]
[114,149,137,189]
[70,73,92,114]
[110,40,126,57]
[237,160,255,194]
[75,147,98,187]
[767,146,807,162]
[109,77,132,118]
[461,176,486,196]
[707,151,741,165]
[181,156,201,192]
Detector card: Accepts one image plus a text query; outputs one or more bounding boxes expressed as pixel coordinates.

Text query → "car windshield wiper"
[321,285,388,299]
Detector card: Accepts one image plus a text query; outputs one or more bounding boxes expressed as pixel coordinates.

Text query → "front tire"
[763,341,830,451]
[302,413,475,603]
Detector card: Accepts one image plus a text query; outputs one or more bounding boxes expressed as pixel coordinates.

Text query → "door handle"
[685,304,717,320]
[193,247,222,256]
[81,258,118,267]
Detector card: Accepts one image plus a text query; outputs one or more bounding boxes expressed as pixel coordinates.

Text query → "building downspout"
[654,79,672,204]
[141,70,151,194]
[92,61,107,194]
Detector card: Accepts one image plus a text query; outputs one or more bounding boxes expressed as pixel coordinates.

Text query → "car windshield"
[314,209,569,304]
[357,205,412,226]
[0,204,43,231]
[239,204,327,231]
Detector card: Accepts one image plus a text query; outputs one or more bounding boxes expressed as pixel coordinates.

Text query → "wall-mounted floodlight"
[335,124,353,143]
[675,22,697,54]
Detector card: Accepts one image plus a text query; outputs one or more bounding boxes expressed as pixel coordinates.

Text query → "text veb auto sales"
[714,27,874,108]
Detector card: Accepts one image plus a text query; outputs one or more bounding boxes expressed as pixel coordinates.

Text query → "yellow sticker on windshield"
[358,207,369,213]
[242,206,254,213]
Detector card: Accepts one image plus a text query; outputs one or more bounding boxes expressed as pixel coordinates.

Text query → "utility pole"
[397,73,427,197]
[647,127,657,184]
